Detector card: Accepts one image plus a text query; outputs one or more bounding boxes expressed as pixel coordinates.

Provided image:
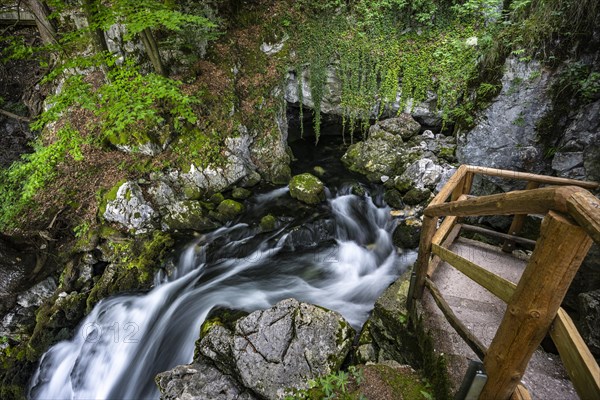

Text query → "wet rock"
[156,362,256,400]
[403,188,431,206]
[148,181,177,207]
[16,277,56,309]
[231,299,355,399]
[284,219,335,248]
[578,289,600,356]
[289,173,325,204]
[392,219,422,249]
[102,181,157,233]
[161,201,217,231]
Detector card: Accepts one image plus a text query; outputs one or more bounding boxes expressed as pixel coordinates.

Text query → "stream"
[28,137,417,399]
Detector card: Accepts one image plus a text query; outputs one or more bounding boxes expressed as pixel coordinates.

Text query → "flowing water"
[29,141,416,399]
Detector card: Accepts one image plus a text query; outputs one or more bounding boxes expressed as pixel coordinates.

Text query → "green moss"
[209,192,225,205]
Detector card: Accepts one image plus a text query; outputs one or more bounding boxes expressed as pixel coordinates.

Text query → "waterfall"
[29,186,416,399]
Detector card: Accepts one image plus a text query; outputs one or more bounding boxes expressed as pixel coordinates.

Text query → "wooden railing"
[408,165,600,400]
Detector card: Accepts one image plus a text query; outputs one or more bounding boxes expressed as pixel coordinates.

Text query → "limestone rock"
[400,158,455,191]
[156,362,256,400]
[103,181,157,233]
[375,114,421,140]
[341,128,416,182]
[231,299,354,399]
[288,173,325,204]
[161,201,217,231]
[456,57,551,191]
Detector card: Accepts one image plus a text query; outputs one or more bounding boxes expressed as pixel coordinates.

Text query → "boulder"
[232,188,252,200]
[392,219,422,249]
[400,158,455,191]
[341,129,417,182]
[375,114,421,140]
[233,299,354,399]
[102,181,157,233]
[259,214,277,232]
[217,200,245,220]
[183,299,355,400]
[383,189,404,209]
[155,362,256,400]
[288,173,325,204]
[403,188,431,206]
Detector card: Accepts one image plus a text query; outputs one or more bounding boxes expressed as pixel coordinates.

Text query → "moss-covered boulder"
[260,214,277,232]
[100,181,157,233]
[232,187,252,200]
[288,173,325,205]
[161,201,218,231]
[383,189,404,209]
[341,128,420,182]
[403,188,431,205]
[217,199,245,220]
[376,114,421,140]
[392,219,422,249]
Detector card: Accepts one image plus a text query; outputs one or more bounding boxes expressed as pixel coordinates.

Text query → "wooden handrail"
[465,166,599,189]
[424,185,587,218]
[410,165,600,400]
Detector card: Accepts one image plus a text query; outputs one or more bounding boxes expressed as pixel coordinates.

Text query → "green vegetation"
[288,0,502,141]
[285,366,366,400]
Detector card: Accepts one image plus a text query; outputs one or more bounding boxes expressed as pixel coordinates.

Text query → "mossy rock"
[350,183,366,197]
[162,201,217,231]
[217,199,245,220]
[232,187,252,200]
[393,177,413,194]
[403,188,431,206]
[98,179,128,218]
[289,173,325,205]
[313,165,326,177]
[384,189,404,209]
[392,220,421,249]
[209,192,225,206]
[260,214,277,231]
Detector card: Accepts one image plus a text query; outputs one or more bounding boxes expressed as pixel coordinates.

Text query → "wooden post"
[411,216,438,302]
[480,211,593,399]
[452,171,474,201]
[502,181,540,252]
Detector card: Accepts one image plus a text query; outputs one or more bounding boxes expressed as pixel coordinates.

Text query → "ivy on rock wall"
[288,0,501,141]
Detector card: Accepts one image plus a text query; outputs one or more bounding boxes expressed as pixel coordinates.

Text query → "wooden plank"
[502,181,541,252]
[425,277,487,360]
[411,216,438,302]
[424,186,587,218]
[550,308,600,399]
[465,165,599,189]
[461,224,537,248]
[432,243,517,303]
[480,211,593,400]
[428,224,462,277]
[567,190,600,245]
[431,216,459,246]
[429,165,468,206]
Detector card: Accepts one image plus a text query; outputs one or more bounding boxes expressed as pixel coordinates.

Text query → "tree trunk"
[81,0,109,55]
[139,28,166,76]
[21,0,57,45]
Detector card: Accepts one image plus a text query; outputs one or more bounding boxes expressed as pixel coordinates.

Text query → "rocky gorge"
[0,1,599,399]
